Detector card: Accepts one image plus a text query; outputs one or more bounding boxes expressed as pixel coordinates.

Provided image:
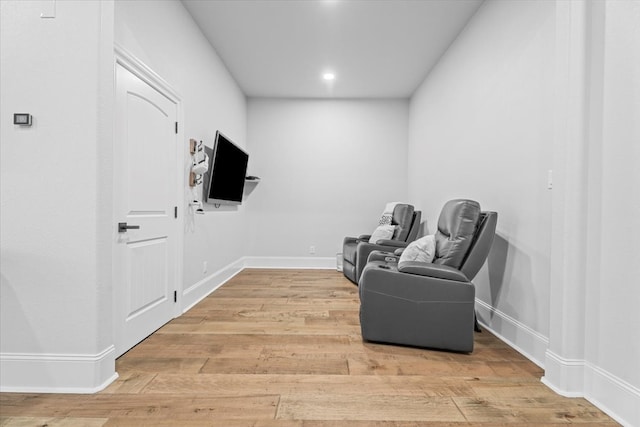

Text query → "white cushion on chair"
[378,202,400,225]
[399,235,436,264]
[369,225,396,243]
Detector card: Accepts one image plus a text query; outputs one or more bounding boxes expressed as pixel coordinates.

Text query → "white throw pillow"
[369,225,396,243]
[399,235,436,264]
[378,202,399,225]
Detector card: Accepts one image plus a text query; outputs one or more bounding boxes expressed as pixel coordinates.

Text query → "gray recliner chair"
[358,199,497,353]
[342,204,421,285]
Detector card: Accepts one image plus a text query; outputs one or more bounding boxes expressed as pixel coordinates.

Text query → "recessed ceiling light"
[323,73,335,81]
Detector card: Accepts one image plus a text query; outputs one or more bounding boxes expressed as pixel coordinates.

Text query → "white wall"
[0,0,115,391]
[246,99,409,263]
[115,0,248,308]
[0,0,246,392]
[593,0,640,392]
[408,1,639,424]
[543,2,640,424]
[408,0,555,361]
[581,1,640,423]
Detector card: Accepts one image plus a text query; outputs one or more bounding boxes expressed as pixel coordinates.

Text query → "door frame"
[113,44,184,346]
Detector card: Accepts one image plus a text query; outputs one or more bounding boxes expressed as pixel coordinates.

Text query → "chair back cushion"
[434,199,481,269]
[392,204,415,241]
[460,211,498,280]
[406,211,422,242]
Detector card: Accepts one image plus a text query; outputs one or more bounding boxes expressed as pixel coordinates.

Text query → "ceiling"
[182,0,483,99]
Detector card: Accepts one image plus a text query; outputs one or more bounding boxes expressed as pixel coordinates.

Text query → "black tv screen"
[204,131,248,205]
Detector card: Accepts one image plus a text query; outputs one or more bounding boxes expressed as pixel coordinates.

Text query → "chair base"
[342,262,357,284]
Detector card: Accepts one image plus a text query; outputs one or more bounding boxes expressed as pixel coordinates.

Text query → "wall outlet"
[309,245,316,255]
[203,261,208,275]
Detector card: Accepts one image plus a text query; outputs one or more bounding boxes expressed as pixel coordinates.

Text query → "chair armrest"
[398,261,469,282]
[354,241,409,281]
[344,235,370,245]
[394,248,406,256]
[360,262,474,302]
[367,250,398,263]
[374,239,409,248]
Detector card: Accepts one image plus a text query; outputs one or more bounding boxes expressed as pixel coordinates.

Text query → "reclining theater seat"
[358,199,498,353]
[342,204,421,285]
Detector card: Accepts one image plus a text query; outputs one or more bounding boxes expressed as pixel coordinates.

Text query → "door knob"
[118,222,140,233]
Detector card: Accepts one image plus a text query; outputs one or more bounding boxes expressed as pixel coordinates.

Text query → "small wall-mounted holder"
[189,199,205,215]
[192,153,209,175]
[189,172,199,187]
[189,138,199,155]
[13,113,32,127]
[188,139,206,187]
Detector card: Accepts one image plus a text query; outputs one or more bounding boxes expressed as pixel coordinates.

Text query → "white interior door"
[114,63,178,357]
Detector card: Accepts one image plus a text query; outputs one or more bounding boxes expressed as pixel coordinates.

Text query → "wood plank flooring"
[0,269,618,426]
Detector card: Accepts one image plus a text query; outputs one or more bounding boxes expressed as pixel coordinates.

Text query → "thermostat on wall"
[13,113,32,126]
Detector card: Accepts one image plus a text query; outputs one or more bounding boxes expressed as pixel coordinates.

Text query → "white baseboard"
[0,345,117,393]
[181,257,245,313]
[243,256,336,270]
[541,350,585,397]
[584,362,640,427]
[542,351,640,427]
[475,299,638,427]
[475,298,548,368]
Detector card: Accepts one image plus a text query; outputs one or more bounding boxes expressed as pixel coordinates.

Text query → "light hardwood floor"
[1,269,618,426]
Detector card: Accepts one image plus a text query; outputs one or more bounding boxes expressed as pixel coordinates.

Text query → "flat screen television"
[203,131,249,206]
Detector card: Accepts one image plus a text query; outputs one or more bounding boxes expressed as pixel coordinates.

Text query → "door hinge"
[174,290,177,303]
[174,206,178,218]
[175,122,178,134]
